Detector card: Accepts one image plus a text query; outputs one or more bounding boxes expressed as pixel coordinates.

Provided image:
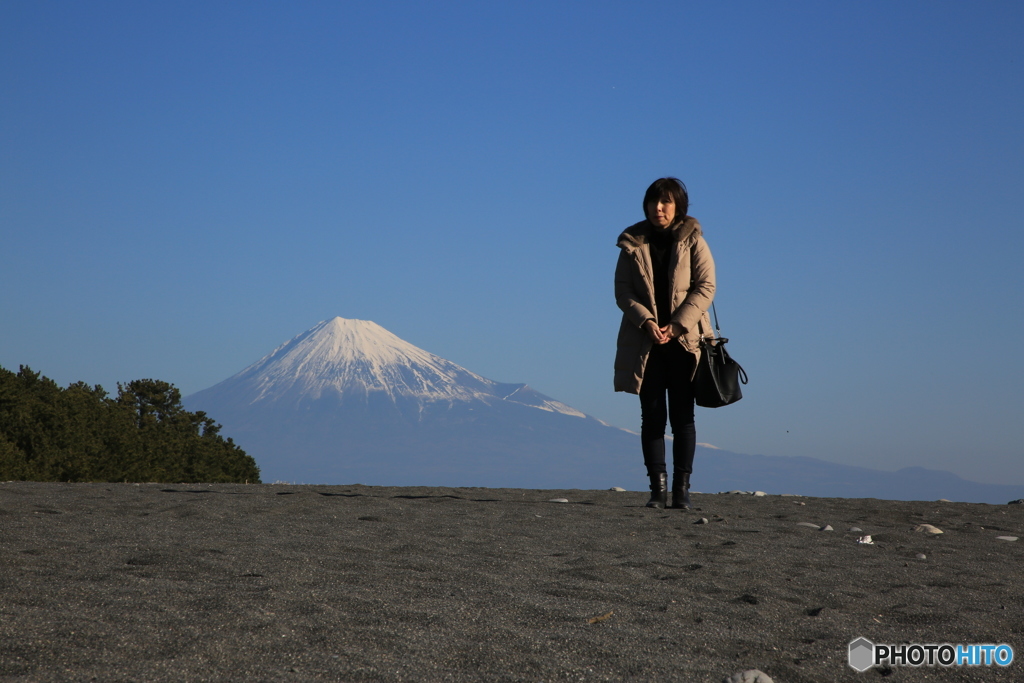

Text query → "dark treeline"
[0,365,260,483]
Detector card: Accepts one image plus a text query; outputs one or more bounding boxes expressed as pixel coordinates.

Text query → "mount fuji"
[184,317,1024,502]
[184,317,640,487]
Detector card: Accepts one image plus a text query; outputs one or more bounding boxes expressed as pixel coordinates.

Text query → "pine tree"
[0,365,261,483]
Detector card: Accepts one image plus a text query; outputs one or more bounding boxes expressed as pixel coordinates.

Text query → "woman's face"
[646,196,676,229]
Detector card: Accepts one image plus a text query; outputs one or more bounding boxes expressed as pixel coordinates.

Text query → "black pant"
[639,342,696,480]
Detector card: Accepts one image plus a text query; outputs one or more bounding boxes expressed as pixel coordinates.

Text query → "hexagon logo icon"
[849,637,875,672]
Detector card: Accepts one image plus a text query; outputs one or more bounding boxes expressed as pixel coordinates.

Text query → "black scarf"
[648,226,674,326]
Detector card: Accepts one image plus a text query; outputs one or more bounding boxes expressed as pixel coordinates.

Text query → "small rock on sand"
[916,553,927,559]
[796,522,820,529]
[1008,499,1024,505]
[995,536,1018,542]
[608,487,626,492]
[753,491,767,497]
[547,498,569,503]
[849,527,863,532]
[914,524,943,534]
[857,536,874,544]
[696,517,709,524]
[821,525,834,531]
[723,669,774,683]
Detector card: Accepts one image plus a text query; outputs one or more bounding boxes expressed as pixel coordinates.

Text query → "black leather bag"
[694,336,747,408]
[693,308,748,408]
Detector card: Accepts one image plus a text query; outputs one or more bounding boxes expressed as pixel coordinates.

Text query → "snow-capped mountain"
[184,317,1024,501]
[185,317,631,486]
[190,317,586,418]
[232,317,499,404]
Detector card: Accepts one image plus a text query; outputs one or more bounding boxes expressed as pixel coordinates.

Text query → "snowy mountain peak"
[290,317,442,368]
[188,317,589,422]
[232,317,492,403]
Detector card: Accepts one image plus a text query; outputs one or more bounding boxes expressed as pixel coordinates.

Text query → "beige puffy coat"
[614,217,716,394]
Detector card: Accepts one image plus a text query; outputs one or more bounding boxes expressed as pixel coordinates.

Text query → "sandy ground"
[1,482,1022,682]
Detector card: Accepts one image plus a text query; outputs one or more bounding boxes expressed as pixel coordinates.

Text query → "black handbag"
[693,304,748,408]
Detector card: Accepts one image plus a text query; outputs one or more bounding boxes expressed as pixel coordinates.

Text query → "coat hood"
[616,217,702,252]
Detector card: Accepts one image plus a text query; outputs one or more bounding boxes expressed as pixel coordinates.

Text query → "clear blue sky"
[3,2,1022,485]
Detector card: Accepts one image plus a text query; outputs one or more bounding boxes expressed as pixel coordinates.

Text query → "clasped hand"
[643,320,683,344]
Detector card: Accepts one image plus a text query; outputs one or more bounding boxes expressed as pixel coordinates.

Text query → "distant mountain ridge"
[185,318,1024,504]
[696,452,1024,504]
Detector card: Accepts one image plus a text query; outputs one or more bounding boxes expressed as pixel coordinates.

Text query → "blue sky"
[3,2,1022,485]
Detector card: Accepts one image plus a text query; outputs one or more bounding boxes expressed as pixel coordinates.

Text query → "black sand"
[2,482,1022,682]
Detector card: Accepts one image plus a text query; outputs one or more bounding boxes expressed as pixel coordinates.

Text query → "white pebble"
[796,522,820,529]
[995,536,1019,542]
[609,487,626,492]
[914,524,943,534]
[849,527,863,532]
[857,536,874,544]
[723,669,774,683]
[916,553,927,559]
[753,491,767,497]
[821,525,834,531]
[547,498,569,503]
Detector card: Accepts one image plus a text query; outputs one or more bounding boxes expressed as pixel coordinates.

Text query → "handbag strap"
[705,299,748,386]
[690,237,723,339]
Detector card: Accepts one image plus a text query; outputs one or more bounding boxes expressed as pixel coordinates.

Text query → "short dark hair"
[643,177,689,222]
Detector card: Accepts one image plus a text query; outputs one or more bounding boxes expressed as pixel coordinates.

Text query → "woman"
[614,178,715,509]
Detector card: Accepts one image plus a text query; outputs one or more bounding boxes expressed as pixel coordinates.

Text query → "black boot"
[646,472,668,509]
[671,473,691,510]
